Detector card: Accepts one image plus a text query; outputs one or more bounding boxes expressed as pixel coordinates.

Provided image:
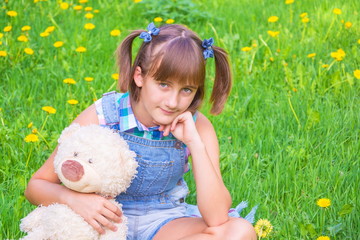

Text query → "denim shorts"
[119,179,191,240]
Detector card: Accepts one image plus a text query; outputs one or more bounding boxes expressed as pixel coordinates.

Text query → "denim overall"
[101,92,190,240]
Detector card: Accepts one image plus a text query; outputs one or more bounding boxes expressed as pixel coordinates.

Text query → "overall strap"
[101,91,120,127]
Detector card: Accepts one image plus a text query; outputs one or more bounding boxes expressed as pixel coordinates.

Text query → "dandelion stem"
[324,80,348,93]
[287,94,301,128]
[106,80,117,92]
[249,52,255,74]
[324,18,335,41]
[37,131,50,148]
[40,114,49,133]
[258,35,273,58]
[26,144,33,168]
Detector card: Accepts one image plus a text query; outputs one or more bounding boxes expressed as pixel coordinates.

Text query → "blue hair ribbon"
[202,37,214,59]
[139,22,160,43]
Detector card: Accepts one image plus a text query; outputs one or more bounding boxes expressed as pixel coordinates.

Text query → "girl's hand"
[160,111,202,147]
[67,192,123,234]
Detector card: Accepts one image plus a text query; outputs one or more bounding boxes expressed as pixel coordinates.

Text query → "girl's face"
[132,67,198,127]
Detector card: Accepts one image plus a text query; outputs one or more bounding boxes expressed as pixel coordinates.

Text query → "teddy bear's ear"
[58,123,81,144]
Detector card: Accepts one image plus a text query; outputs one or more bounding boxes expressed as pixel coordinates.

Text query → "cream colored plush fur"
[20,124,138,240]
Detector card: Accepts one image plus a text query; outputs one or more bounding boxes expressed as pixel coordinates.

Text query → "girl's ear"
[133,66,144,87]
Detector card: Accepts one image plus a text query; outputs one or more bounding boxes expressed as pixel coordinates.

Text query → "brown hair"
[116,24,232,115]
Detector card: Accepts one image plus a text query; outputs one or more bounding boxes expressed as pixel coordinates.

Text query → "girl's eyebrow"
[183,84,198,89]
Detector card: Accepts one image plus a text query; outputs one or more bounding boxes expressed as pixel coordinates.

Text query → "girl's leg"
[154,217,256,240]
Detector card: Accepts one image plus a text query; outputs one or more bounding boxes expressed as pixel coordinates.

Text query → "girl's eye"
[183,88,193,93]
[159,83,168,88]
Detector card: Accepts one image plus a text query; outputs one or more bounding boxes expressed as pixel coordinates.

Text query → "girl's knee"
[205,218,257,240]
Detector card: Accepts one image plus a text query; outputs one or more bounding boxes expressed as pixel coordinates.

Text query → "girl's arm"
[162,111,232,227]
[24,104,122,234]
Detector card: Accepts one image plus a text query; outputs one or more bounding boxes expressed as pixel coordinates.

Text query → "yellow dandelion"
[166,19,175,24]
[112,73,119,80]
[63,78,76,84]
[241,46,252,52]
[73,5,83,10]
[322,64,329,68]
[42,106,56,114]
[317,236,330,240]
[344,22,352,29]
[85,7,93,11]
[93,9,100,13]
[330,49,345,61]
[32,128,38,134]
[4,26,12,32]
[110,29,121,36]
[267,30,280,37]
[85,13,94,19]
[7,10,18,17]
[154,17,163,23]
[300,12,308,18]
[45,26,55,33]
[268,16,279,23]
[302,17,310,23]
[317,198,331,208]
[269,57,274,62]
[292,87,298,92]
[333,8,341,15]
[76,46,87,53]
[84,77,94,82]
[285,0,294,4]
[84,23,95,30]
[358,39,360,44]
[40,32,50,37]
[24,48,34,55]
[60,2,69,10]
[24,134,39,143]
[254,219,273,238]
[17,35,29,42]
[0,33,3,38]
[307,53,316,58]
[133,0,142,3]
[53,41,64,48]
[79,0,88,3]
[67,99,79,105]
[21,25,31,31]
[354,70,360,79]
[0,41,2,45]
[0,51,7,57]
[27,122,33,128]
[252,43,258,48]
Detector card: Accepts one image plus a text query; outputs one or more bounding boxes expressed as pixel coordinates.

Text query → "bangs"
[149,37,205,87]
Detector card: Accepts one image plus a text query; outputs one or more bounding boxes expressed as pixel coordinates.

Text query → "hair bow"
[139,22,160,43]
[202,37,214,59]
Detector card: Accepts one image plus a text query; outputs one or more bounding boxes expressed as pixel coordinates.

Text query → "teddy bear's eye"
[74,152,78,157]
[88,158,93,164]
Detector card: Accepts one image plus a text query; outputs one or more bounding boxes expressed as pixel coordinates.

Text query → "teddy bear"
[20,124,138,240]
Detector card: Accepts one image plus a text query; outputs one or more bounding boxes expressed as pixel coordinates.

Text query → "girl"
[24,23,256,240]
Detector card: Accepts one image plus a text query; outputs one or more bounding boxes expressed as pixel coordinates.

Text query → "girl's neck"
[130,98,157,128]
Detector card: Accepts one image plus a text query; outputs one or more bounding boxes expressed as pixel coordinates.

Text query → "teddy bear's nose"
[61,160,84,182]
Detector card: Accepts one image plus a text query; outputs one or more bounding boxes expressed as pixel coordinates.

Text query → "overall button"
[174,141,182,149]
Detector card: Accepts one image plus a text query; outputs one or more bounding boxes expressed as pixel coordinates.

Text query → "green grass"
[0,0,359,239]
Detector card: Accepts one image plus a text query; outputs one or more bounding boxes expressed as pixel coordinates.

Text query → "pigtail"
[210,46,232,115]
[116,30,143,93]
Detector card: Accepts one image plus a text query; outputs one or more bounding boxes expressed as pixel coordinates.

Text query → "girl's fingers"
[103,200,122,218]
[88,218,106,234]
[95,214,118,233]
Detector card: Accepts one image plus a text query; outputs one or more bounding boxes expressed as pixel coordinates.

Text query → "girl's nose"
[165,92,178,109]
